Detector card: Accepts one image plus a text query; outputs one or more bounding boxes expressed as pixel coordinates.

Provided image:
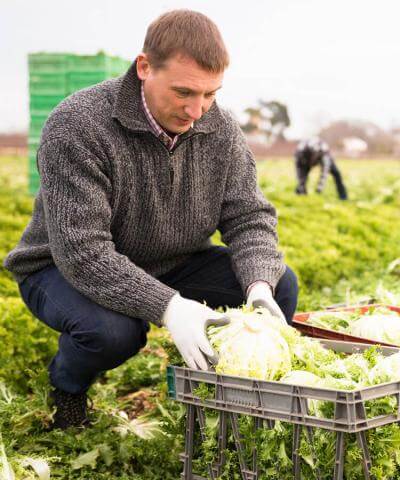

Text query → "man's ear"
[136,53,151,80]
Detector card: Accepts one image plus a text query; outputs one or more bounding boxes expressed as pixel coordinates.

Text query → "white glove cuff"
[246,281,273,299]
[161,292,184,327]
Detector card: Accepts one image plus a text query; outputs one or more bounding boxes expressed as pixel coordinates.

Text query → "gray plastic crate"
[167,339,400,480]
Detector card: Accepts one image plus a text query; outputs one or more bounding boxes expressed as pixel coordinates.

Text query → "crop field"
[0,154,399,479]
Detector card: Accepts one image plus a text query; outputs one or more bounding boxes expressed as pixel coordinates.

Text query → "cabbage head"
[368,351,400,384]
[349,311,400,345]
[208,307,291,381]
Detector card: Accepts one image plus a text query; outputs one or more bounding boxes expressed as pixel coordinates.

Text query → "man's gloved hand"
[246,281,286,323]
[161,293,230,370]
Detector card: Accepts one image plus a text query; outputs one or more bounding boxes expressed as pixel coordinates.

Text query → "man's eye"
[176,91,189,98]
[206,92,216,99]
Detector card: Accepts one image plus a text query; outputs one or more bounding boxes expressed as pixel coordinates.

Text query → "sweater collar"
[112,60,223,136]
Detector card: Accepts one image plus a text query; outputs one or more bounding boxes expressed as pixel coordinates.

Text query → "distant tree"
[319,120,395,154]
[259,100,291,140]
[241,100,291,141]
[241,107,262,134]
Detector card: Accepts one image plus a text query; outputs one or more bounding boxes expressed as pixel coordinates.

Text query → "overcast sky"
[1,0,400,138]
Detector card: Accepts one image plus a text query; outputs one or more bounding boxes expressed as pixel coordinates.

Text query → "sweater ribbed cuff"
[140,283,178,327]
[239,264,286,298]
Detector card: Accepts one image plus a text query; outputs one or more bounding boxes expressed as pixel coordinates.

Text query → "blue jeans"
[19,246,298,394]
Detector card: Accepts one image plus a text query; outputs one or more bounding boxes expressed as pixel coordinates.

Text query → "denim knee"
[275,266,299,324]
[282,266,299,299]
[72,312,149,369]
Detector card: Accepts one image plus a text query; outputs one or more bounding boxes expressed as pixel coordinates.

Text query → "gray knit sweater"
[4,62,285,326]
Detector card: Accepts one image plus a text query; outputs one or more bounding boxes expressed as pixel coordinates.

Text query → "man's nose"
[184,99,204,121]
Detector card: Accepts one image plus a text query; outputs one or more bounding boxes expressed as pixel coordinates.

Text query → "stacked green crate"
[66,51,131,94]
[28,53,70,194]
[28,52,131,194]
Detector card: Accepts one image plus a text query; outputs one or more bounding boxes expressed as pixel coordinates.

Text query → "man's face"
[137,53,224,134]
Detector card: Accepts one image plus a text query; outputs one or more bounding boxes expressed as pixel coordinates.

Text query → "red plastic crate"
[293,303,400,347]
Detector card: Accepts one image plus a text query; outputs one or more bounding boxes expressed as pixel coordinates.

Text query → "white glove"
[161,293,230,370]
[246,281,286,323]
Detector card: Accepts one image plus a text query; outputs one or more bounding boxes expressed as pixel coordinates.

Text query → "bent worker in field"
[295,137,348,200]
[4,10,298,429]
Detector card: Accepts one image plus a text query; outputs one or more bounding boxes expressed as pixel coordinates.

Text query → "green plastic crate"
[28,137,40,153]
[28,150,37,165]
[67,52,129,72]
[28,53,71,73]
[28,52,71,72]
[29,114,49,139]
[28,155,40,195]
[30,94,66,114]
[67,71,109,93]
[28,148,40,194]
[28,51,131,195]
[68,52,109,72]
[29,72,67,95]
[66,66,129,94]
[29,177,41,196]
[28,160,39,178]
[108,57,131,76]
[166,366,177,399]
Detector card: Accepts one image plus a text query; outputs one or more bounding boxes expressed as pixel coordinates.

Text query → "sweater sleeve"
[217,122,285,292]
[38,139,177,326]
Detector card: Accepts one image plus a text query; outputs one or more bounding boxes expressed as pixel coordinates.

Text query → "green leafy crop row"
[0,155,399,479]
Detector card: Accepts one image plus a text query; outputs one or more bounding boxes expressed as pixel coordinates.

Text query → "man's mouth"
[176,117,192,126]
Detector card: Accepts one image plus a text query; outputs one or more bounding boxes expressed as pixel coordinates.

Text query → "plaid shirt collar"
[140,82,179,151]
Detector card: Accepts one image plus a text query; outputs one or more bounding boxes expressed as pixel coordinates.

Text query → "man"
[4,10,298,429]
[295,137,348,199]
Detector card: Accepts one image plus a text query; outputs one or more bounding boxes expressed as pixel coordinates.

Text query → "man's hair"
[143,10,229,73]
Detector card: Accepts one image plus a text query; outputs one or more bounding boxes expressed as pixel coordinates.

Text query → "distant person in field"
[3,10,298,429]
[295,138,348,200]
